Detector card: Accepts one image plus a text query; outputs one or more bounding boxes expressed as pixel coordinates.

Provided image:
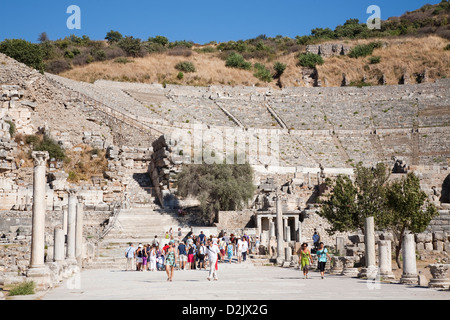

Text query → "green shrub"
[177,71,184,80]
[148,35,169,47]
[369,56,381,64]
[25,134,41,146]
[297,52,324,68]
[118,36,143,57]
[33,135,66,161]
[8,281,35,296]
[253,63,272,82]
[225,52,251,70]
[348,42,383,58]
[445,44,450,51]
[105,30,123,44]
[273,61,287,78]
[175,61,196,73]
[0,39,45,73]
[5,120,15,137]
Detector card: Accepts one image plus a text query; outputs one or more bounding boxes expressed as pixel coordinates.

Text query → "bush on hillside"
[253,63,272,82]
[348,42,383,58]
[297,52,324,68]
[0,39,45,73]
[175,61,196,73]
[118,36,143,57]
[225,52,252,70]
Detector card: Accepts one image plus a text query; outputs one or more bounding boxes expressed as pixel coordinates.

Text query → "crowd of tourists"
[124,228,331,281]
[124,231,253,281]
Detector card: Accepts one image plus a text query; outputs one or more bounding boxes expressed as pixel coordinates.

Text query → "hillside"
[1,1,449,89]
[58,35,450,88]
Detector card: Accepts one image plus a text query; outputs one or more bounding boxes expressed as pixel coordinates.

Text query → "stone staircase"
[84,169,191,269]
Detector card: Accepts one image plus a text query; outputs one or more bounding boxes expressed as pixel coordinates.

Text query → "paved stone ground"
[26,261,450,300]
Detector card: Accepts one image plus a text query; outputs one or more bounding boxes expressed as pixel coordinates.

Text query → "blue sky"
[0,0,442,44]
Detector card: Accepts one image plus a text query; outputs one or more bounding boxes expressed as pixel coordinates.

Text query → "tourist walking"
[188,243,196,270]
[237,237,243,263]
[316,242,331,279]
[241,237,249,262]
[148,245,157,271]
[299,243,313,279]
[136,244,144,271]
[165,240,177,281]
[197,242,206,269]
[227,241,233,263]
[178,240,188,270]
[206,238,222,281]
[124,243,135,271]
[177,227,183,241]
[313,230,320,251]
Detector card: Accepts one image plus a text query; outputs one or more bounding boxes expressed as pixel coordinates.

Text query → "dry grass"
[60,35,450,89]
[317,36,450,86]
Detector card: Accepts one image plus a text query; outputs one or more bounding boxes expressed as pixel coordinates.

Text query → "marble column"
[75,196,84,265]
[29,151,49,268]
[62,208,68,235]
[293,217,300,242]
[400,233,418,284]
[27,151,52,291]
[358,216,378,278]
[66,189,77,262]
[268,218,275,240]
[378,240,395,280]
[285,225,291,242]
[275,196,284,264]
[428,264,450,289]
[256,215,262,240]
[53,227,65,262]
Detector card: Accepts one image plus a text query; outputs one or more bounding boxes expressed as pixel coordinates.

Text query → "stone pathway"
[25,261,450,300]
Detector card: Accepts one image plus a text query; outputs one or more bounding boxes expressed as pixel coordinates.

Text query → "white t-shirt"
[237,239,243,251]
[241,240,248,253]
[206,244,219,261]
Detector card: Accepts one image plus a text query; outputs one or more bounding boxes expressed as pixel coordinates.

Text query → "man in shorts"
[178,240,188,270]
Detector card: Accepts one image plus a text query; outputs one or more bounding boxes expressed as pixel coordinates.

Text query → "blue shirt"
[178,243,187,255]
[316,248,328,262]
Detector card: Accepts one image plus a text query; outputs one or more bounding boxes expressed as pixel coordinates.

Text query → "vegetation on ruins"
[380,173,439,268]
[348,41,383,58]
[0,39,45,73]
[297,52,324,68]
[319,162,439,269]
[8,281,35,296]
[318,162,390,235]
[176,162,256,224]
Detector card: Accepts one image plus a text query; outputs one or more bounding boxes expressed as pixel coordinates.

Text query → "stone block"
[424,242,434,251]
[433,241,444,252]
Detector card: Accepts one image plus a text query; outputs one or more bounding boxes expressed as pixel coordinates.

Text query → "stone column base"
[329,267,343,275]
[428,279,450,289]
[400,273,418,285]
[379,271,396,280]
[341,268,359,277]
[358,266,378,279]
[26,266,53,291]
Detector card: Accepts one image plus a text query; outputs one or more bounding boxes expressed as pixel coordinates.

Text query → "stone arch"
[440,174,450,203]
